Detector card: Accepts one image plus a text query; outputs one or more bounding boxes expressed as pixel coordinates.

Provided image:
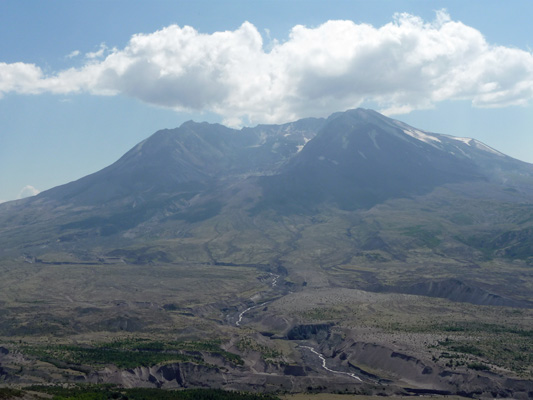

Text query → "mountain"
[0,117,324,253]
[42,117,324,206]
[255,109,504,212]
[1,108,533,291]
[2,109,533,396]
[1,108,532,261]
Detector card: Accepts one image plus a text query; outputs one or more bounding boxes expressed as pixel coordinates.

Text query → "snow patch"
[296,136,311,153]
[449,136,504,156]
[456,146,471,158]
[448,136,473,145]
[473,140,505,156]
[368,130,380,149]
[403,128,441,144]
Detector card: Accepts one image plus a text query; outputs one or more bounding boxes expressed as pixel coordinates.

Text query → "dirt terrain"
[0,259,532,399]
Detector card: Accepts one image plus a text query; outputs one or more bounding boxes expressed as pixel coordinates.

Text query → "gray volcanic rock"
[0,108,532,260]
[254,109,529,212]
[44,117,325,206]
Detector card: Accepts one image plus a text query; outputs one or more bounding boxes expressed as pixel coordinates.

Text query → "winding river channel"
[299,345,362,382]
[234,272,362,382]
[235,301,269,326]
[235,273,279,326]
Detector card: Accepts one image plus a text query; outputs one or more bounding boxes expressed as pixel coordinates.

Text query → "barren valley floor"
[0,259,531,399]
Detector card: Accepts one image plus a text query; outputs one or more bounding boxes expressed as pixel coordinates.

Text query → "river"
[299,345,362,382]
[235,272,279,326]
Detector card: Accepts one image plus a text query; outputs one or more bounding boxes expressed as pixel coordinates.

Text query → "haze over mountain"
[1,108,533,266]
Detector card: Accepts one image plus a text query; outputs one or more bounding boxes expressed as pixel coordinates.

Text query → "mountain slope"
[0,117,324,253]
[0,108,532,267]
[45,117,325,206]
[255,109,495,212]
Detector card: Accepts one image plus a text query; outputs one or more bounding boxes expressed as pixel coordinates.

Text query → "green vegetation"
[438,340,484,357]
[23,343,195,369]
[0,388,23,399]
[430,323,533,376]
[456,227,533,260]
[400,225,441,248]
[467,362,491,371]
[22,339,243,369]
[438,321,533,337]
[237,336,283,362]
[27,386,280,400]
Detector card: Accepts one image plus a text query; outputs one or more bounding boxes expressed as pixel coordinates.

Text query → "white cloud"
[0,62,46,96]
[18,185,40,199]
[85,43,108,59]
[1,11,533,124]
[66,50,80,59]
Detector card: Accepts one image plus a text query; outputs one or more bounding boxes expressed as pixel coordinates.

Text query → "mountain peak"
[1,108,531,247]
[327,107,389,122]
[254,108,532,212]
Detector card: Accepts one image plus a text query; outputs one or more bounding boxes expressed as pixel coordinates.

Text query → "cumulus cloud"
[0,62,46,96]
[18,185,40,199]
[1,11,533,125]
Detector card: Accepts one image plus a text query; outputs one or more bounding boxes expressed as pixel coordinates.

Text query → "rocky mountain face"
[40,117,324,206]
[256,109,492,212]
[23,108,531,210]
[1,108,533,295]
[1,108,533,260]
[0,116,324,252]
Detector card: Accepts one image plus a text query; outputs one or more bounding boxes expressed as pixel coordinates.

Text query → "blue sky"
[1,0,533,202]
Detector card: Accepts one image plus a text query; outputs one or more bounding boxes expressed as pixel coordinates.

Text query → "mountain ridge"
[1,108,533,267]
[3,108,530,208]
